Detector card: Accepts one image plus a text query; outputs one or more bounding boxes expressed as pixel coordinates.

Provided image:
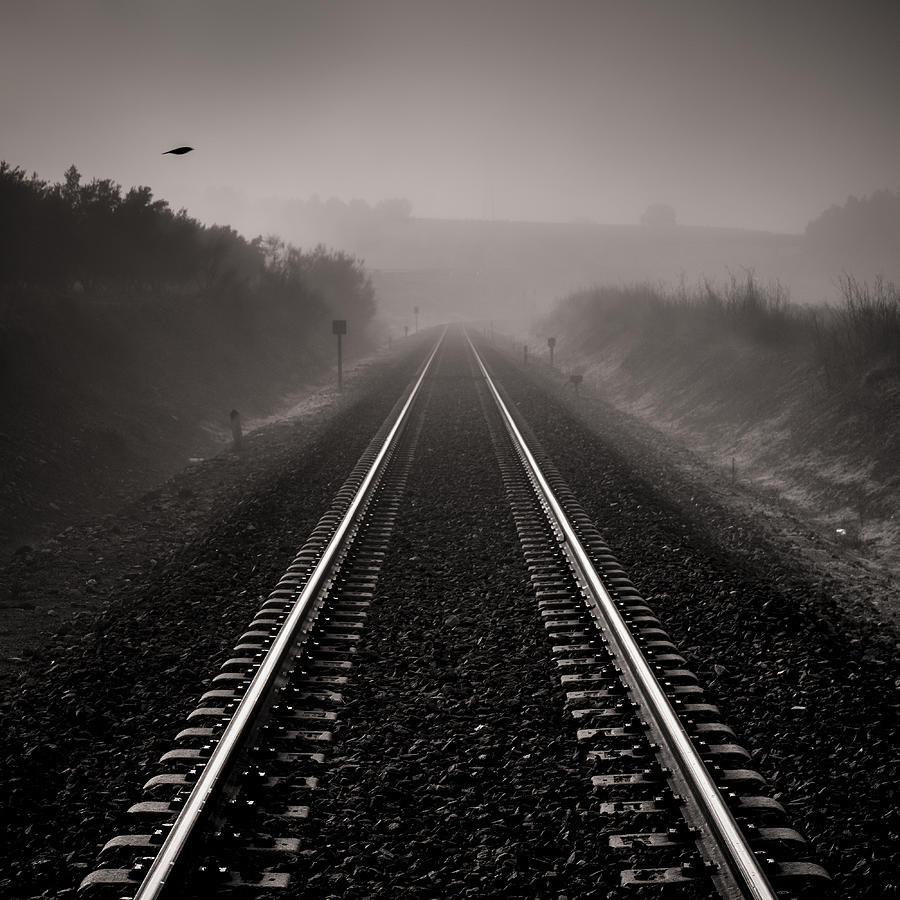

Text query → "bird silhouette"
[163,146,194,155]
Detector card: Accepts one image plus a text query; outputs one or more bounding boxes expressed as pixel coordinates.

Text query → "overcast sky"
[2,0,899,233]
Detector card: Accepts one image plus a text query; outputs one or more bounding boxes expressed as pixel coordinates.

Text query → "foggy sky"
[2,0,899,234]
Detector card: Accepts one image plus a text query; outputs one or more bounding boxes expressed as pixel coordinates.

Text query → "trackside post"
[332,319,347,391]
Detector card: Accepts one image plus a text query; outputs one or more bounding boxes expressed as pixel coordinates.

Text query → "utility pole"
[332,319,347,391]
[547,336,556,368]
[413,305,419,333]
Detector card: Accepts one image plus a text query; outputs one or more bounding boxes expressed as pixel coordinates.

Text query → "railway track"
[80,328,830,898]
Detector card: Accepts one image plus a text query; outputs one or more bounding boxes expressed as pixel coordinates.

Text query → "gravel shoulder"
[2,328,896,898]
[483,341,899,897]
[0,342,423,684]
[0,336,432,899]
[512,343,900,630]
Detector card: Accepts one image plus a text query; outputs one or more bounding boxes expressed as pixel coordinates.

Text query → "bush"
[539,274,807,353]
[815,276,900,383]
[0,161,376,330]
[539,273,900,391]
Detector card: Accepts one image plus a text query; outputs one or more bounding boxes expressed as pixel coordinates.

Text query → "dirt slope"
[516,326,900,605]
[0,289,374,557]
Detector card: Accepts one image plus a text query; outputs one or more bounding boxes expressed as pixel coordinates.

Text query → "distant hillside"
[364,218,805,326]
[805,188,900,282]
[249,190,899,325]
[257,207,832,324]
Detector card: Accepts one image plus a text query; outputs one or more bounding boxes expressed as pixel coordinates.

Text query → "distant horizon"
[3,1,899,236]
[3,155,834,239]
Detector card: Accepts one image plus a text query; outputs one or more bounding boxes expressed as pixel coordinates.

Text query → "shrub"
[539,273,900,392]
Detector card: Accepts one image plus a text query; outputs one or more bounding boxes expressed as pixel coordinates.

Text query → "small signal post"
[333,319,347,391]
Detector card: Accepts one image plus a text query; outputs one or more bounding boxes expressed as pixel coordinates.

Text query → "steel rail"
[467,334,777,900]
[133,331,446,900]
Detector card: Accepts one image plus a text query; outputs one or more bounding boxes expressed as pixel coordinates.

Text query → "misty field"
[538,275,900,561]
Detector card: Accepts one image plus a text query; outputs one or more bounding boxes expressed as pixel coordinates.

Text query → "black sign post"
[547,336,557,368]
[413,305,420,334]
[332,319,347,391]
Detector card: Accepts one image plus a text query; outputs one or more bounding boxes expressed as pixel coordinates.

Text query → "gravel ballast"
[0,338,433,899]
[2,328,894,898]
[290,335,611,898]
[481,342,899,897]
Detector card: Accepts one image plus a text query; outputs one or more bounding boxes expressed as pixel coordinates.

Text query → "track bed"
[3,328,894,899]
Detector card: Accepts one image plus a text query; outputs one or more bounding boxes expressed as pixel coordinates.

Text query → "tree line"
[805,188,900,261]
[0,161,375,325]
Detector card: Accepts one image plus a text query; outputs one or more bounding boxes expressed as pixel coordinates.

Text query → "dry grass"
[537,273,900,566]
[816,276,900,384]
[542,273,900,390]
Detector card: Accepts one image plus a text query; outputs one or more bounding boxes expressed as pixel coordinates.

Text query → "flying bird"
[163,146,194,155]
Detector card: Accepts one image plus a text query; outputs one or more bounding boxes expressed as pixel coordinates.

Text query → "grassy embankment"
[0,284,378,556]
[537,276,900,559]
[0,161,382,556]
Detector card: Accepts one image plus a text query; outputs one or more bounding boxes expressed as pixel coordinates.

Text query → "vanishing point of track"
[80,328,830,899]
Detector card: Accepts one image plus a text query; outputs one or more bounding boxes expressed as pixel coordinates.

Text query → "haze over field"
[3,0,899,225]
[2,0,900,319]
